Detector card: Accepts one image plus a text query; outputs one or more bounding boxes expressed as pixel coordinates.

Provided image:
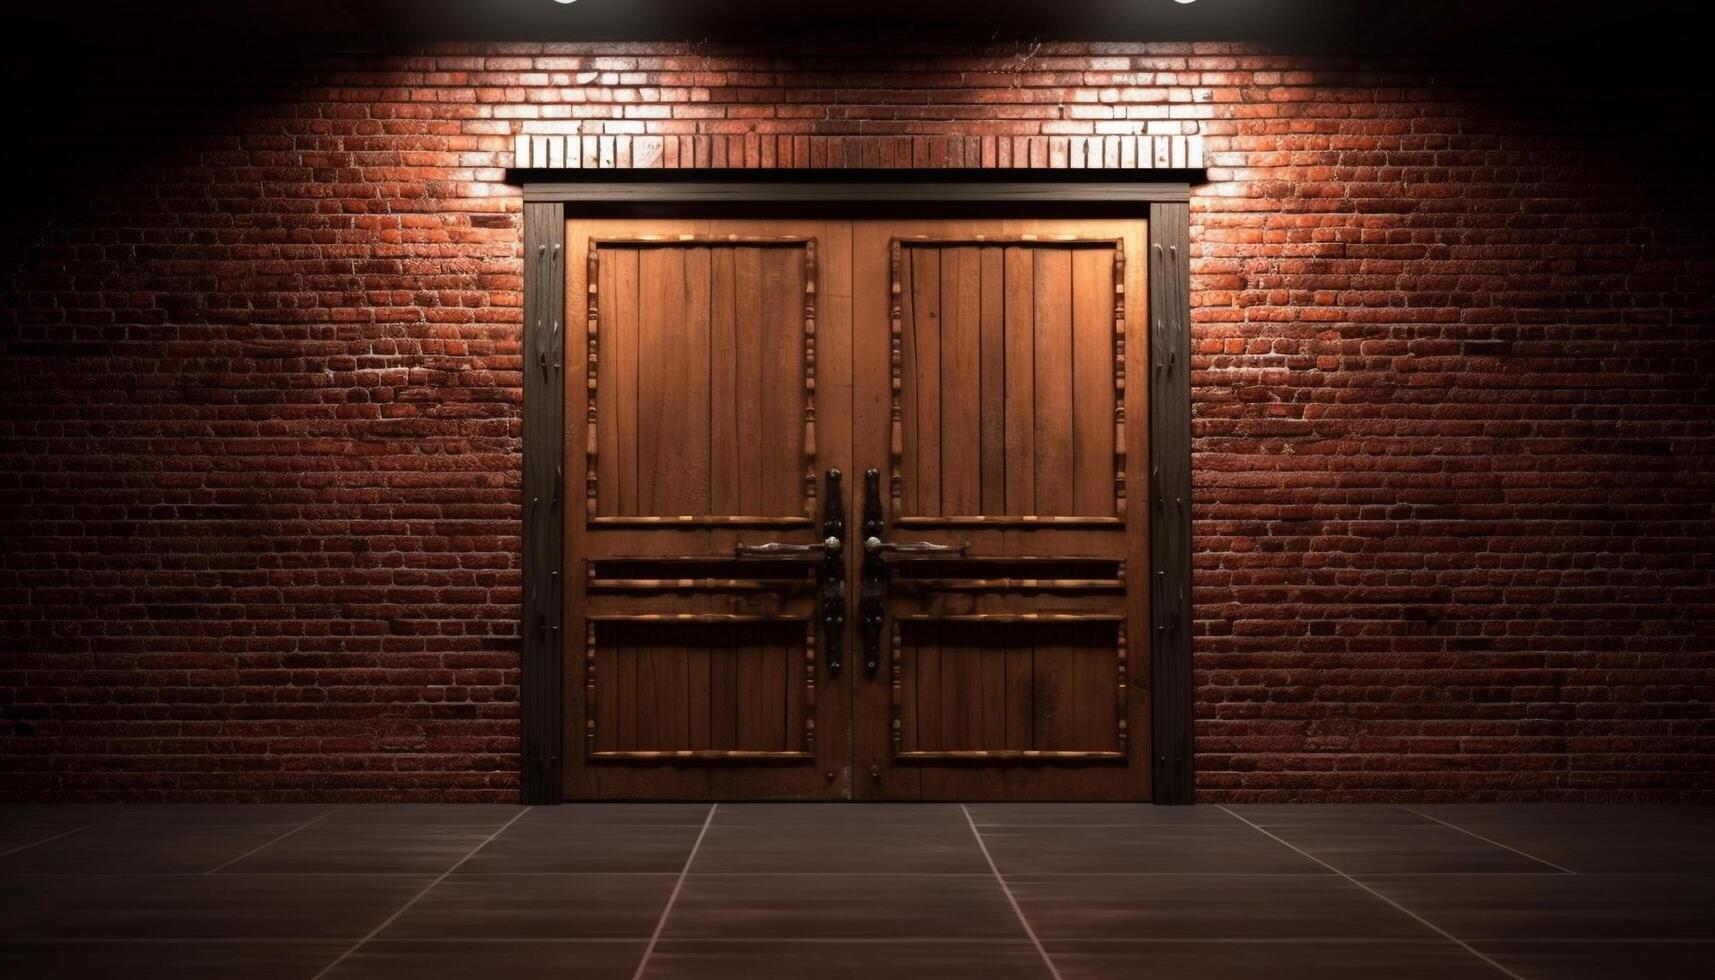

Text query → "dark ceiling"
[4,0,1704,56]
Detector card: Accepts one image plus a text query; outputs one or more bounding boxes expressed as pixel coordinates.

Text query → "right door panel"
[852,218,1153,800]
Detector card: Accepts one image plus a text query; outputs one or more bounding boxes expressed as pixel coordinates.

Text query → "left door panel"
[562,219,854,800]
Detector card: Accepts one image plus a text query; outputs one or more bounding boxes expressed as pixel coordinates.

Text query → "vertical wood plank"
[939,623,976,751]
[979,622,1008,752]
[520,201,563,804]
[1032,625,1075,752]
[1003,246,1036,515]
[675,249,713,514]
[595,640,617,752]
[1033,248,1075,515]
[940,247,982,515]
[915,622,942,752]
[898,246,920,516]
[617,623,638,751]
[910,247,942,516]
[594,246,615,518]
[634,247,672,515]
[1072,246,1115,516]
[784,626,806,753]
[760,248,804,516]
[1150,202,1194,804]
[978,247,1007,515]
[687,631,712,752]
[710,630,737,750]
[1003,626,1033,751]
[610,249,639,515]
[734,247,765,513]
[734,624,765,750]
[709,247,741,514]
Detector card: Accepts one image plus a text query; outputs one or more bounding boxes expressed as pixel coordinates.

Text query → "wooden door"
[563,218,853,799]
[850,219,1151,800]
[562,215,1148,801]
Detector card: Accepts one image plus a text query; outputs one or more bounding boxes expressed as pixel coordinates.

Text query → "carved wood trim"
[895,751,1125,761]
[893,516,1122,527]
[1114,237,1127,518]
[891,578,1125,592]
[584,243,599,520]
[586,578,816,592]
[803,237,819,518]
[888,239,905,517]
[890,620,903,757]
[589,516,814,527]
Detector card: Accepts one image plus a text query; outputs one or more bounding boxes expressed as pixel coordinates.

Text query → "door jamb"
[519,174,1195,804]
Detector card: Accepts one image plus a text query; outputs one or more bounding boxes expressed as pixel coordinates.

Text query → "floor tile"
[457,814,702,874]
[381,873,675,938]
[0,821,330,875]
[1362,874,1715,940]
[663,873,1024,939]
[644,940,1052,979]
[1009,874,1438,940]
[1223,804,1430,828]
[0,874,432,940]
[715,803,967,825]
[327,940,642,979]
[528,804,713,826]
[0,825,90,857]
[312,804,525,829]
[1047,940,1502,980]
[0,941,346,980]
[57,804,335,827]
[967,804,1237,827]
[692,805,986,874]
[218,823,498,875]
[1244,821,1564,875]
[1478,940,1715,980]
[979,823,1328,875]
[1410,805,1715,873]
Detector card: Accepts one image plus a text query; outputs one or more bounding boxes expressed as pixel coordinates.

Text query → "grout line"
[15,936,1715,947]
[204,808,338,875]
[961,804,1064,980]
[0,826,89,859]
[307,806,534,980]
[1217,806,1530,980]
[1400,807,1578,875]
[973,823,1182,829]
[0,869,1649,879]
[0,869,1652,879]
[630,802,718,980]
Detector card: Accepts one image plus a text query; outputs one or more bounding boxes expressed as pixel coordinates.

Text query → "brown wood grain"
[563,214,1154,803]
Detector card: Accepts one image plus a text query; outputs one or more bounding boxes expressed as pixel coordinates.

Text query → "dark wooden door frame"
[516,173,1195,804]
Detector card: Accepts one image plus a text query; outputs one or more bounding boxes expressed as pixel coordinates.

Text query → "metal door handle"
[732,470,845,673]
[863,537,968,556]
[733,537,842,557]
[859,470,887,674]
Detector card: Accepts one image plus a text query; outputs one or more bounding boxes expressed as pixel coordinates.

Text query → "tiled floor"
[1,803,1712,979]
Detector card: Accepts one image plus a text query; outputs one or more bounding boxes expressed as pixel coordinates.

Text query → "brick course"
[2,42,1711,801]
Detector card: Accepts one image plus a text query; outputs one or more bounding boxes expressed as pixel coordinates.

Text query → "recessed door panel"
[892,239,1126,524]
[589,238,817,524]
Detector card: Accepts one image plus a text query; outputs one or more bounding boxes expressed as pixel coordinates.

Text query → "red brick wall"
[2,42,1711,801]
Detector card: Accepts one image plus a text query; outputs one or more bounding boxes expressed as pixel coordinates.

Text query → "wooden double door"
[563,215,1150,800]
